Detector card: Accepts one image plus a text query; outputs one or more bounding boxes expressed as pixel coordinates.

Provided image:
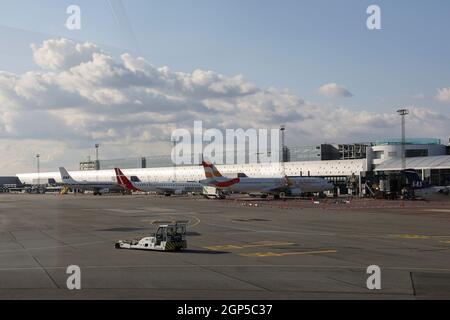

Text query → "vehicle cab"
[115,222,187,251]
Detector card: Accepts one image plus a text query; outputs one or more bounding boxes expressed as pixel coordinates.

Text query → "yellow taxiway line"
[205,241,296,251]
[390,234,450,240]
[239,249,338,258]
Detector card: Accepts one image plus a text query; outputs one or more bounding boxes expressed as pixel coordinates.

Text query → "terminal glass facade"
[375,138,441,146]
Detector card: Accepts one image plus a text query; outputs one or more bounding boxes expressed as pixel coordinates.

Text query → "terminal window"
[406,149,428,158]
[373,151,384,159]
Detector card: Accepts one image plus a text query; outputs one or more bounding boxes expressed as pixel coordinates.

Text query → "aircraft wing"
[154,187,178,193]
[68,182,123,191]
[261,186,288,193]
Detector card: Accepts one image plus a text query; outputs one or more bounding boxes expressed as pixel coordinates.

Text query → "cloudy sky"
[0,0,449,175]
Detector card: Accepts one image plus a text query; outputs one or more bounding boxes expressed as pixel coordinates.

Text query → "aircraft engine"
[288,188,302,196]
[174,188,186,195]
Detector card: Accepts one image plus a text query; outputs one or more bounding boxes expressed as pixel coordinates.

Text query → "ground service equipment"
[115,221,188,251]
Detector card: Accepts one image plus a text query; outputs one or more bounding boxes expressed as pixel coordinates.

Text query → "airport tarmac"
[0,193,449,300]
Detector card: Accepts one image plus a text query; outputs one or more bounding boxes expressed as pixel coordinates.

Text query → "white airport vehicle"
[439,186,450,195]
[114,168,202,196]
[202,186,226,199]
[200,160,333,199]
[115,221,188,251]
[59,167,123,195]
[414,185,450,198]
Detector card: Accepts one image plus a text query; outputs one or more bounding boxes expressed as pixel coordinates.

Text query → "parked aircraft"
[59,167,122,195]
[403,169,450,198]
[114,168,202,196]
[200,160,333,198]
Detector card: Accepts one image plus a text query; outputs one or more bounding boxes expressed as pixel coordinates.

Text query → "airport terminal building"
[14,138,450,196]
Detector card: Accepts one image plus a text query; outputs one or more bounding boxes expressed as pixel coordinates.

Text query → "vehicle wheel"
[115,243,121,249]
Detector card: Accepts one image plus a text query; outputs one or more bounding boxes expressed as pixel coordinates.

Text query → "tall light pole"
[95,144,100,170]
[36,154,40,185]
[171,137,177,182]
[280,125,286,176]
[397,109,409,171]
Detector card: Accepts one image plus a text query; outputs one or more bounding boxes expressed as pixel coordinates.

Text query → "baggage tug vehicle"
[115,221,188,251]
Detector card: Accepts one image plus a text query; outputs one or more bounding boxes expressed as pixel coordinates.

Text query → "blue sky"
[0,1,449,174]
[1,0,450,112]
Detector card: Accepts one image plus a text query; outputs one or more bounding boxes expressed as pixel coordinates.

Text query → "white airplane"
[59,167,122,195]
[114,168,202,196]
[407,173,450,198]
[200,160,333,199]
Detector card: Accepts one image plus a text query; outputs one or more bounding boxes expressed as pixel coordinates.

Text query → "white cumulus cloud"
[31,38,102,70]
[317,83,353,98]
[0,38,448,175]
[436,87,450,103]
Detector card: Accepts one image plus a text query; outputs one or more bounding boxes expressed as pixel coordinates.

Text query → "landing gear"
[274,192,286,200]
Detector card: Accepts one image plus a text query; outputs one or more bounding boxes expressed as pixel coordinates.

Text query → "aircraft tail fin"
[201,158,223,179]
[403,169,426,188]
[114,168,139,191]
[59,167,77,184]
[201,158,240,188]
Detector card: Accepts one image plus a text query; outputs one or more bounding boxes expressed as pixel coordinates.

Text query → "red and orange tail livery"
[201,160,223,179]
[114,168,141,192]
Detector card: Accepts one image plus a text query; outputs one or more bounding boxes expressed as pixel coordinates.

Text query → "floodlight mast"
[280,125,286,176]
[397,109,409,171]
[36,154,40,185]
[95,144,100,170]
